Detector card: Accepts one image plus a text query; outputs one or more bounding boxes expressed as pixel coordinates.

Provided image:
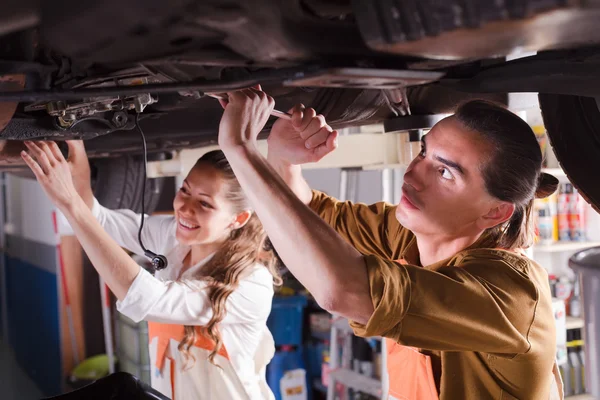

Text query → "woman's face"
[173,163,240,246]
[396,116,510,239]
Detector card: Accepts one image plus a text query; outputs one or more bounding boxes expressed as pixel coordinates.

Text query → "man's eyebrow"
[421,135,466,175]
[435,155,465,176]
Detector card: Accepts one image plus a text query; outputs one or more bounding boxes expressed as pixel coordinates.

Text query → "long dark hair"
[454,100,559,249]
[178,150,282,365]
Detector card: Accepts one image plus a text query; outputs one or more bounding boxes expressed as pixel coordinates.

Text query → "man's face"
[396,116,500,239]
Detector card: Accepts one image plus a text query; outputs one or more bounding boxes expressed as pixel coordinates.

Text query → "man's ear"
[478,202,515,230]
[230,210,252,230]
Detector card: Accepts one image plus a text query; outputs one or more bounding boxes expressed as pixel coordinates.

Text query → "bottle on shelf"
[569,189,587,242]
[550,192,559,242]
[569,347,582,395]
[569,330,585,395]
[548,274,558,298]
[553,298,567,367]
[569,278,582,319]
[537,208,554,245]
[562,330,573,396]
[555,276,572,301]
[558,183,573,241]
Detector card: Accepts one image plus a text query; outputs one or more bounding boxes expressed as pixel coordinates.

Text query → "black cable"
[136,113,168,271]
[136,113,149,253]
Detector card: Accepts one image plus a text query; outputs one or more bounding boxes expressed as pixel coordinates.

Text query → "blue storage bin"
[267,347,307,400]
[267,295,308,346]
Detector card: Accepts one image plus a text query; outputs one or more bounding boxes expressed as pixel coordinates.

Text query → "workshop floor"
[0,337,43,400]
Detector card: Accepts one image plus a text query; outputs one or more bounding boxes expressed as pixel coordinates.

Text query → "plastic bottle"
[538,207,554,245]
[569,189,586,242]
[570,280,581,318]
[586,202,600,242]
[555,276,572,301]
[549,274,558,298]
[560,362,572,397]
[558,183,573,241]
[549,192,559,242]
[563,330,574,396]
[571,330,584,395]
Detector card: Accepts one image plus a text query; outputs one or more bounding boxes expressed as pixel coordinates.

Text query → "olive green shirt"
[309,190,557,400]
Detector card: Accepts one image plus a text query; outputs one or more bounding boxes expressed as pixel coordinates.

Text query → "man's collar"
[399,230,497,268]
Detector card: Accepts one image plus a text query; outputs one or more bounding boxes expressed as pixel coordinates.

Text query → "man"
[217,88,561,399]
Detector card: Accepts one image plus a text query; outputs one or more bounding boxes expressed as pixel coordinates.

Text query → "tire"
[91,155,165,214]
[538,94,600,213]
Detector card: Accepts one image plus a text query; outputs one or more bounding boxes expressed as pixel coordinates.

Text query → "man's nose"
[403,160,426,192]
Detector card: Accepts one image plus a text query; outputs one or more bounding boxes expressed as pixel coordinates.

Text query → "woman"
[22,142,281,400]
[216,91,562,399]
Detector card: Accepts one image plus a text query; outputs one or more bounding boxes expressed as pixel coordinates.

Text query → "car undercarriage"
[1,0,600,211]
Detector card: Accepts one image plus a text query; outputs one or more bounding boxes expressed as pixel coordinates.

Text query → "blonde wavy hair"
[177,150,282,366]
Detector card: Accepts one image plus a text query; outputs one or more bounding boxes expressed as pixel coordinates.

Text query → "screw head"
[112,112,127,127]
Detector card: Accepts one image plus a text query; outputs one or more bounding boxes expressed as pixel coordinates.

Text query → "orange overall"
[310,190,562,399]
[148,322,230,399]
[384,259,439,400]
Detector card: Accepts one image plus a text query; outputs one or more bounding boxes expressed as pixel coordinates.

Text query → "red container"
[558,183,573,241]
[568,190,586,242]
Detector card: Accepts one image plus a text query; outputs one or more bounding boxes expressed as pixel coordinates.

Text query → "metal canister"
[569,246,600,397]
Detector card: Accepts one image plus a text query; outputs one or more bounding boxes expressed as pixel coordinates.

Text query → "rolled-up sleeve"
[117,266,274,326]
[349,254,537,356]
[349,255,411,338]
[309,190,406,259]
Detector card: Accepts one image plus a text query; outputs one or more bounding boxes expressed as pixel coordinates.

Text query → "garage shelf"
[566,317,584,330]
[541,167,567,178]
[565,394,595,399]
[532,242,600,253]
[328,368,382,398]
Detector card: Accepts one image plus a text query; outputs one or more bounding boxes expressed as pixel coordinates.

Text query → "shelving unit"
[536,165,594,400]
[533,242,600,253]
[567,394,595,400]
[328,369,382,398]
[326,316,387,400]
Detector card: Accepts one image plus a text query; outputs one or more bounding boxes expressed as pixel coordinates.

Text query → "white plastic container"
[553,299,567,367]
[585,203,600,242]
[280,368,308,400]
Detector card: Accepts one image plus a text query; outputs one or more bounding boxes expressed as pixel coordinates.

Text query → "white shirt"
[92,199,276,400]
